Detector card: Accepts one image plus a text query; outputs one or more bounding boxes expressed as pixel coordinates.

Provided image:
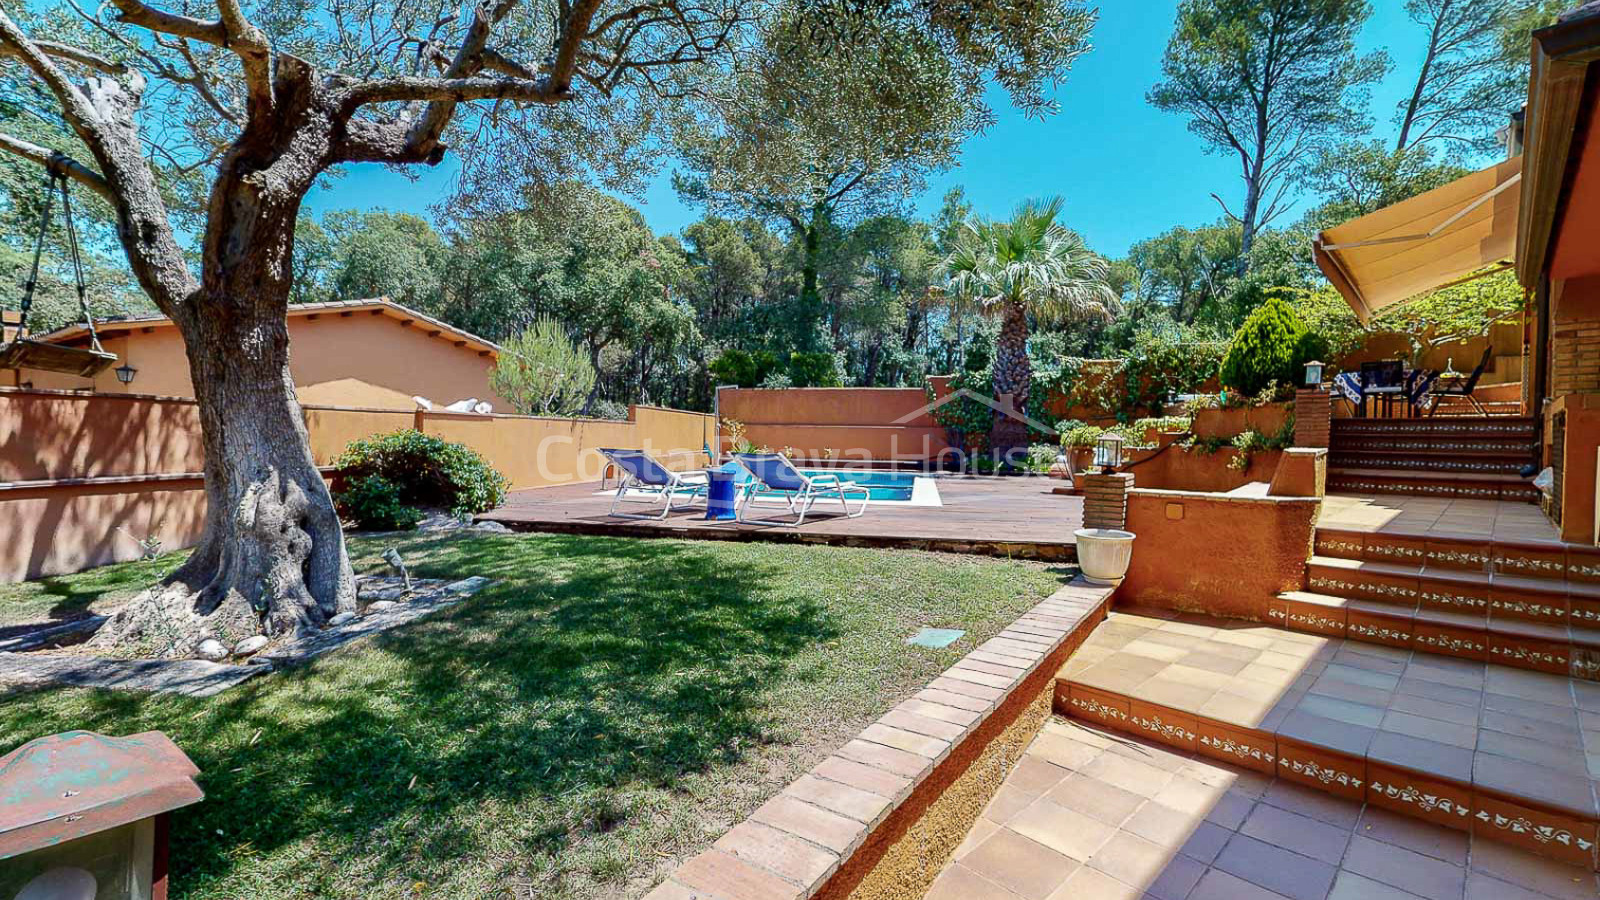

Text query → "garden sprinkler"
[382,547,413,595]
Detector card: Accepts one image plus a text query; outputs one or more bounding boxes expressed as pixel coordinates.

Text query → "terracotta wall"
[1,479,207,584]
[1,389,713,581]
[0,389,203,482]
[9,312,514,411]
[1120,489,1321,619]
[718,386,951,460]
[1191,403,1293,441]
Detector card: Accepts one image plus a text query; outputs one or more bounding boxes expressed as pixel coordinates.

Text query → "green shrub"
[1027,443,1061,473]
[1220,297,1326,396]
[335,474,423,531]
[786,351,841,387]
[335,430,509,516]
[708,349,781,387]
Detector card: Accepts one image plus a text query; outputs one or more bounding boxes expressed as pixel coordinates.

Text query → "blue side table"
[704,464,742,521]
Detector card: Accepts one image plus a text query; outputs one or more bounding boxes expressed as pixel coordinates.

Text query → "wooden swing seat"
[0,338,118,378]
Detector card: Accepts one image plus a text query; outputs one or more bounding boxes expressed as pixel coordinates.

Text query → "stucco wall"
[719,387,953,461]
[1,389,713,581]
[8,311,513,411]
[0,390,203,482]
[1120,489,1320,620]
[1,478,207,583]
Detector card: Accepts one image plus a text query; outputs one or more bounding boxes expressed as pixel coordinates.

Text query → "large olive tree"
[0,0,1090,657]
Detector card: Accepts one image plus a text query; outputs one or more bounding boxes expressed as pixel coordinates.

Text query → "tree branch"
[346,74,570,107]
[0,39,128,74]
[104,0,226,47]
[0,131,113,199]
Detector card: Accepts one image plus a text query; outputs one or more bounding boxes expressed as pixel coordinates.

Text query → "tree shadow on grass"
[0,535,834,896]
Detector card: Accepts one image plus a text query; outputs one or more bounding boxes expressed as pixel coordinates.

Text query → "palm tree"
[943,197,1119,460]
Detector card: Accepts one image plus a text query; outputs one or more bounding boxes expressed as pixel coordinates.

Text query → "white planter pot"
[1075,528,1136,586]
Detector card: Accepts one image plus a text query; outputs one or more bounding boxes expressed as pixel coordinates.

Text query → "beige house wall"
[7,309,513,412]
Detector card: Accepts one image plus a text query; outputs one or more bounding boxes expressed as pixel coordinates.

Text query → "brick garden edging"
[645,577,1116,900]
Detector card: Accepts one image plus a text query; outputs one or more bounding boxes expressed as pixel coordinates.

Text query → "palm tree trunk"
[990,300,1032,463]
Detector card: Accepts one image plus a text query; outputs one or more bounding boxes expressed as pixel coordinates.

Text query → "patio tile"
[1043,866,1143,900]
[812,755,911,800]
[784,774,891,825]
[1086,831,1173,888]
[1341,834,1466,899]
[961,829,1079,900]
[1188,868,1295,900]
[1238,800,1353,864]
[1467,836,1600,900]
[673,849,799,900]
[1081,752,1176,799]
[925,863,1023,900]
[1047,772,1147,826]
[1355,806,1468,866]
[1212,833,1337,900]
[1327,871,1428,900]
[1008,797,1119,861]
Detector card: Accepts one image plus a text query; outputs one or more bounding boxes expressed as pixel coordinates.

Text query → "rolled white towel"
[413,396,434,410]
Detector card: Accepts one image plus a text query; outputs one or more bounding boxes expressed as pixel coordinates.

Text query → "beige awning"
[1314,157,1522,323]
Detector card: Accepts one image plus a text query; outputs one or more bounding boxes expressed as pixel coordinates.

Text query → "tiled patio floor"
[1064,610,1600,819]
[1319,493,1561,544]
[928,717,1600,900]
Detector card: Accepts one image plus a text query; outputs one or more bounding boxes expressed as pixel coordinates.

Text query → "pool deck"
[476,475,1084,560]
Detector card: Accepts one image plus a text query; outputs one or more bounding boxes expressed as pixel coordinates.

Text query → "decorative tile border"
[647,579,1116,900]
[1063,685,1600,870]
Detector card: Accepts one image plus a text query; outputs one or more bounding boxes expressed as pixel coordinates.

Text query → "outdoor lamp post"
[1303,360,1325,389]
[1093,432,1125,474]
[1,731,203,900]
[114,363,138,385]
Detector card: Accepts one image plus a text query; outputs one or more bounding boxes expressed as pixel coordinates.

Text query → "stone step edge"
[1274,588,1600,685]
[1303,557,1600,633]
[1327,467,1535,484]
[644,579,1117,900]
[1056,678,1600,871]
[1311,528,1600,582]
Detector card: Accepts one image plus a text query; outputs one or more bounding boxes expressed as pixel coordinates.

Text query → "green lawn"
[0,533,1069,899]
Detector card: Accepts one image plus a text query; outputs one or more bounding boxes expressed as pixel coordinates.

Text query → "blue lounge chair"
[600,448,708,519]
[732,453,869,526]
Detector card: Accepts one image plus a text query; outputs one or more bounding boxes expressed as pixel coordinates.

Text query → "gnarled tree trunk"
[90,62,355,658]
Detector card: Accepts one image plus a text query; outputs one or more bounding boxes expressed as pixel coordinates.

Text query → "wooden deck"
[477,475,1083,560]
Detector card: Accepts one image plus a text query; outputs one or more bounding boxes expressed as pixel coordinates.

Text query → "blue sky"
[306,1,1436,259]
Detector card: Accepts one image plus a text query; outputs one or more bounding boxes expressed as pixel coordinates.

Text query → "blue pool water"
[735,468,923,502]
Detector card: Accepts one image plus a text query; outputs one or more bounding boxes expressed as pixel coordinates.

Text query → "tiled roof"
[38,298,501,356]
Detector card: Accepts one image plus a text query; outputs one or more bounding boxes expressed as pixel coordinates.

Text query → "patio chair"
[1426,346,1494,416]
[599,448,708,519]
[731,452,870,527]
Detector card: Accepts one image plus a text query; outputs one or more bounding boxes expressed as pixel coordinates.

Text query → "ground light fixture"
[114,362,138,385]
[1093,431,1125,474]
[0,731,203,900]
[1303,359,1325,389]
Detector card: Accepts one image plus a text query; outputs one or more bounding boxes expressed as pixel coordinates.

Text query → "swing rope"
[11,165,104,352]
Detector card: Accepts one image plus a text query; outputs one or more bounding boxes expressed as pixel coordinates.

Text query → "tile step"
[1276,587,1600,681]
[1312,527,1600,581]
[1332,415,1537,432]
[1327,455,1527,475]
[1056,611,1600,870]
[1304,554,1600,629]
[1327,471,1540,502]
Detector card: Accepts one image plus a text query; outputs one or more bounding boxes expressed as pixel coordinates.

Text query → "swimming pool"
[782,469,924,502]
[602,468,941,506]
